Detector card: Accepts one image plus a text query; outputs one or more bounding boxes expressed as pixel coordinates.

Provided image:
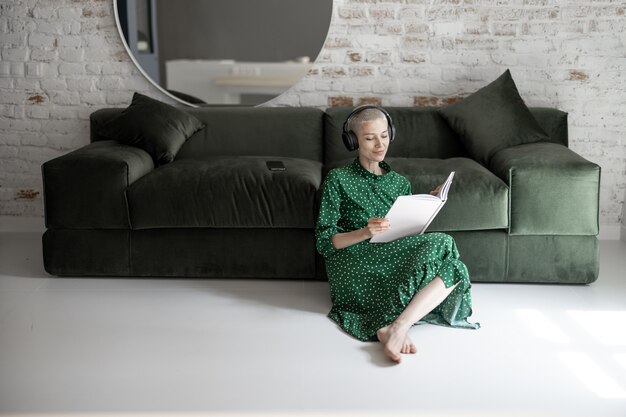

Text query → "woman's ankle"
[389,319,411,332]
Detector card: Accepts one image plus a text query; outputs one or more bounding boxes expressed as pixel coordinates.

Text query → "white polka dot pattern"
[315,158,480,341]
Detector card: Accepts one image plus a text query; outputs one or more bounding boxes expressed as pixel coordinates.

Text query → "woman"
[316,106,479,364]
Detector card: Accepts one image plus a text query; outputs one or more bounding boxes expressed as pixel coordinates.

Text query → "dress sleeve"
[403,176,412,196]
[315,170,342,258]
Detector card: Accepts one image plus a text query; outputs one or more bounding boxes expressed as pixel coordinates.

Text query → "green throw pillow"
[97,92,205,166]
[438,69,550,166]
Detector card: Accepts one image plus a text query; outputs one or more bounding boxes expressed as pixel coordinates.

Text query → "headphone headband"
[341,105,396,152]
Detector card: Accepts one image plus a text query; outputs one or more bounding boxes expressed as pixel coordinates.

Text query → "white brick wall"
[1,0,625,228]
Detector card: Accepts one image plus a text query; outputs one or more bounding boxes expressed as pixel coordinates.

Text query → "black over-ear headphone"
[341,105,396,152]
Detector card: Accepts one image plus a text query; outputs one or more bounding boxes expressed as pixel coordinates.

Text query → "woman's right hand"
[331,218,391,249]
[363,217,391,239]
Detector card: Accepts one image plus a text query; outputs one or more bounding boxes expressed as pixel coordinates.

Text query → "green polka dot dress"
[316,158,480,342]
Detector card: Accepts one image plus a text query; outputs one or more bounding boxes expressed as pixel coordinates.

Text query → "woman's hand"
[331,217,391,249]
[430,184,442,196]
[363,217,391,239]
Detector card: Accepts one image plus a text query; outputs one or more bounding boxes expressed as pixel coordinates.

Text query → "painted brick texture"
[0,0,624,227]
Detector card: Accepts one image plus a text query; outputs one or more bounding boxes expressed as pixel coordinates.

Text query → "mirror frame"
[113,0,199,107]
[112,0,332,108]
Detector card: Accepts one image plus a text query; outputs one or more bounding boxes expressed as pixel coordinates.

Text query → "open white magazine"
[370,171,455,243]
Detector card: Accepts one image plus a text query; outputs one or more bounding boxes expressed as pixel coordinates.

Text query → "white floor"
[1,233,625,417]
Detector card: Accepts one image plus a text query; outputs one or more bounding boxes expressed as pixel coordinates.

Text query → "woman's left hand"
[430,184,442,196]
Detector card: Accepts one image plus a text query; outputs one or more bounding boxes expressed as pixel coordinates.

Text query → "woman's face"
[356,117,390,163]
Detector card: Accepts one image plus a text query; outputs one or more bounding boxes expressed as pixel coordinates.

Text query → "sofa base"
[43,228,316,279]
[43,229,599,284]
[449,231,598,284]
[130,228,316,278]
[43,229,131,276]
[447,230,508,282]
[506,234,599,284]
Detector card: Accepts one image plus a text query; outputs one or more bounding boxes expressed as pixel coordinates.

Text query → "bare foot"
[376,323,412,363]
[402,334,417,354]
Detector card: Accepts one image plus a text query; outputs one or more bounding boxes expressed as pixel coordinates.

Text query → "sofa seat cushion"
[323,157,509,232]
[394,157,509,231]
[127,156,322,229]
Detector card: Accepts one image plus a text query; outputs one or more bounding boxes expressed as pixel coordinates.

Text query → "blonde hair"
[348,107,388,135]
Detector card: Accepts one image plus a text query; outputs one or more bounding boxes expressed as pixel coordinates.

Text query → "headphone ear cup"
[384,112,395,143]
[342,130,358,151]
[388,121,396,143]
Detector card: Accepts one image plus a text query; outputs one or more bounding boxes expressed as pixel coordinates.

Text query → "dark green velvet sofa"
[41,106,600,284]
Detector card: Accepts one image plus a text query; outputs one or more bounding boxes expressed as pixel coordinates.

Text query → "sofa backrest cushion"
[324,106,568,165]
[91,108,125,142]
[324,107,470,165]
[91,106,325,162]
[528,107,568,147]
[90,105,567,164]
[176,107,324,161]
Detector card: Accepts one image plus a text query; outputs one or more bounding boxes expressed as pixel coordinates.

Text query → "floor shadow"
[186,278,333,315]
[359,342,399,367]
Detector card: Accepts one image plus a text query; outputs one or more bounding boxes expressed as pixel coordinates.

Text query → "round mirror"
[114,0,333,107]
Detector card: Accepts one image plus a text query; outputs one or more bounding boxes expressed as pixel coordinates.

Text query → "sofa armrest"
[489,142,600,235]
[42,140,154,229]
